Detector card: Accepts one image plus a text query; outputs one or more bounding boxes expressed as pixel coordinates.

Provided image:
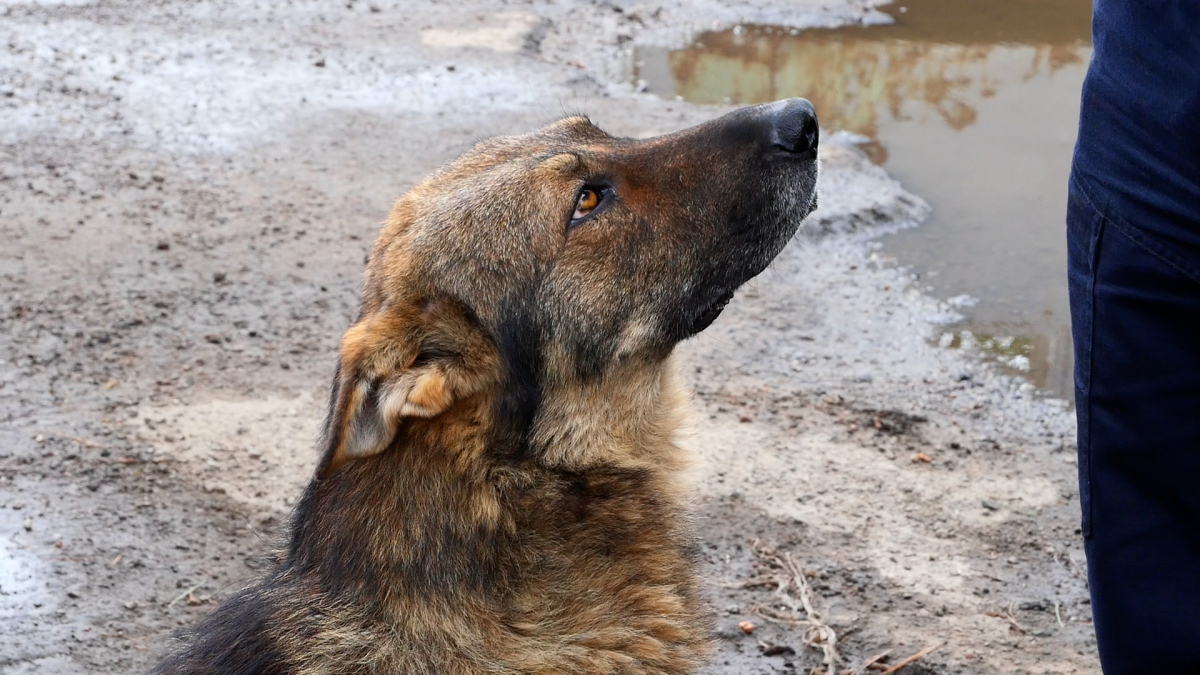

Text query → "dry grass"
[744,542,943,675]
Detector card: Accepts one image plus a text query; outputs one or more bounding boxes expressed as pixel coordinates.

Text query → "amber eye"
[572,188,601,221]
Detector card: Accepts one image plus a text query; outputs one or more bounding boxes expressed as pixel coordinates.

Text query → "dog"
[153,98,819,674]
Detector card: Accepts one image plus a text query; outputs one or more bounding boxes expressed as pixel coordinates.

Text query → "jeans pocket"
[1066,177,1103,538]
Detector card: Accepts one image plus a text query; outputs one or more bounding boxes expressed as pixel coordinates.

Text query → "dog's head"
[319,100,819,476]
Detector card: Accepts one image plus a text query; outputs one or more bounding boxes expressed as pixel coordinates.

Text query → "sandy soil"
[1,1,1098,673]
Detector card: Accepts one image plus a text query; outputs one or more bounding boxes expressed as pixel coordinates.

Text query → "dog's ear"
[318,298,497,479]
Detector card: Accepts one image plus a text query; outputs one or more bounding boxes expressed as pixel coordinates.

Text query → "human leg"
[1067,177,1200,672]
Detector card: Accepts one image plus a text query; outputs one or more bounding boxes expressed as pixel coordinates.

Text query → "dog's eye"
[569,185,614,228]
[573,188,601,221]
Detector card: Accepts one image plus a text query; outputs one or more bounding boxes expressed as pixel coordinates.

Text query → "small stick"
[1054,601,1065,628]
[878,642,943,675]
[986,602,1028,633]
[167,583,204,608]
[45,432,103,448]
[858,650,891,672]
[716,575,777,589]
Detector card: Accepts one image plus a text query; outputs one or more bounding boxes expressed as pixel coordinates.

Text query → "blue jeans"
[1066,173,1200,672]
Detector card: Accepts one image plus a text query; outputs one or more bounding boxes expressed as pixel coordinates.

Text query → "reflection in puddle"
[637,0,1092,395]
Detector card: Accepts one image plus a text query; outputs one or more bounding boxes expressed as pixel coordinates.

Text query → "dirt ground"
[1,1,1098,673]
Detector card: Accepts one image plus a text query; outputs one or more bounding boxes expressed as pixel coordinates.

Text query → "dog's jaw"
[685,287,736,336]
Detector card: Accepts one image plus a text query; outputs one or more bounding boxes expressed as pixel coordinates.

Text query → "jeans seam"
[1071,173,1200,286]
[1070,173,1101,539]
[1108,219,1200,287]
[1082,210,1101,540]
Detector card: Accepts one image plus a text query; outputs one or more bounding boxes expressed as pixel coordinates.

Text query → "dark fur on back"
[153,102,818,674]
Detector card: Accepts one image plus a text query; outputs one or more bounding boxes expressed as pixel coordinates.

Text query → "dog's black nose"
[767,98,819,155]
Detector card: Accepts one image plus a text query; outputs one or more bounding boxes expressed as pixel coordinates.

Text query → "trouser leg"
[1067,180,1200,673]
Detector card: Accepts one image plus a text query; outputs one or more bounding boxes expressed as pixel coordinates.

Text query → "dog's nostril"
[802,115,819,152]
[769,98,819,155]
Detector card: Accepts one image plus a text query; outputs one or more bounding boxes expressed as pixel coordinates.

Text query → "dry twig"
[45,432,103,448]
[878,642,943,675]
[749,542,842,675]
[717,575,777,589]
[166,583,205,608]
[854,650,891,673]
[986,601,1028,634]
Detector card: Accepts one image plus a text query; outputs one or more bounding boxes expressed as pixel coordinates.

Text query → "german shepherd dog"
[154,99,819,674]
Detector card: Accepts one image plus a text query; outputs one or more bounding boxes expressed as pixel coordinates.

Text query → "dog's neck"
[529,355,691,473]
[285,354,696,618]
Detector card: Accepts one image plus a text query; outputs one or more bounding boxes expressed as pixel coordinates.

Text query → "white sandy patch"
[421,12,547,53]
[137,394,322,515]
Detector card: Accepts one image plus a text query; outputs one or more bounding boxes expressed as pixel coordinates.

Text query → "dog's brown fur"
[154,101,818,675]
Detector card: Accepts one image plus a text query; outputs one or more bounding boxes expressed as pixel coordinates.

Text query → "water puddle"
[636,0,1092,395]
[0,508,50,624]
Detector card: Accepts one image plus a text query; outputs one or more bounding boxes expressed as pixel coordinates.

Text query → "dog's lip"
[687,288,736,334]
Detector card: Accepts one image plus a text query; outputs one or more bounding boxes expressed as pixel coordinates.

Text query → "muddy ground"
[1,1,1098,673]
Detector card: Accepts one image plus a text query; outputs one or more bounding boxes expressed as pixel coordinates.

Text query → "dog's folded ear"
[318,297,498,479]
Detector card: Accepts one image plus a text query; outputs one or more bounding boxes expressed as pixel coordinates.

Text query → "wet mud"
[2,1,1096,672]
